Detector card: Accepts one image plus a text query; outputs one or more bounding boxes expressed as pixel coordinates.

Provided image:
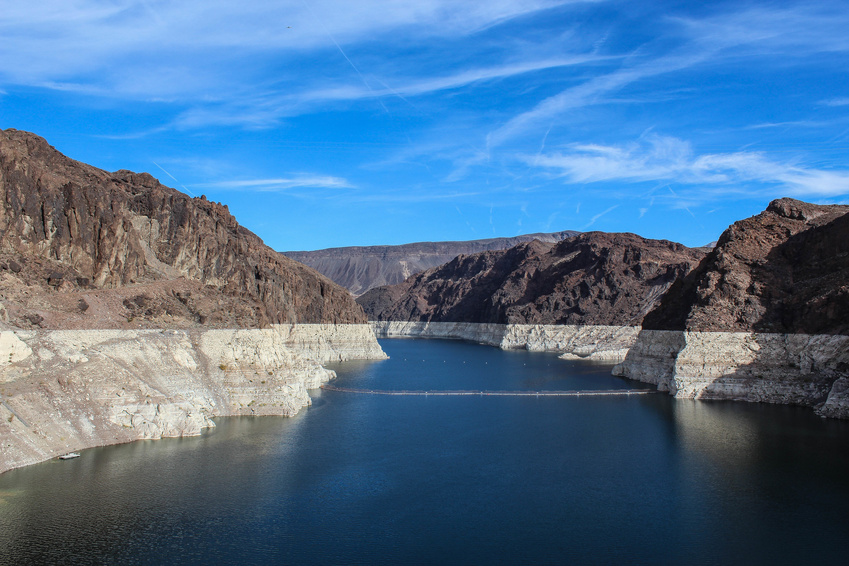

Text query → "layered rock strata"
[371,321,639,361]
[616,199,849,418]
[0,324,386,474]
[284,231,580,296]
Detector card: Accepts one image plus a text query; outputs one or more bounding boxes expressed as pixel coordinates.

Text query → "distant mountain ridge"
[283,230,580,296]
[357,232,706,326]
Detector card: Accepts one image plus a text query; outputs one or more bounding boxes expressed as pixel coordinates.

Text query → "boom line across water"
[320,385,658,397]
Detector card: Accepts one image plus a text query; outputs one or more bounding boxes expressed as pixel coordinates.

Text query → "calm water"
[2,338,849,565]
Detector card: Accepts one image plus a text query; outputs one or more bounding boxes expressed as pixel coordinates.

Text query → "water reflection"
[0,339,847,565]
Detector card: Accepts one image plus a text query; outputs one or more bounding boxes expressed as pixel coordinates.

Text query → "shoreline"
[370,321,639,362]
[0,324,386,475]
[372,321,849,419]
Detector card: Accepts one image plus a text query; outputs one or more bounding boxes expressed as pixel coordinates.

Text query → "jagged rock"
[358,233,705,326]
[0,128,366,328]
[283,231,580,296]
[617,199,849,418]
[643,198,849,334]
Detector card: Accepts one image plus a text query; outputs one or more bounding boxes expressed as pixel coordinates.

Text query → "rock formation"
[615,198,849,418]
[0,325,386,474]
[0,128,366,329]
[282,230,579,296]
[0,128,387,473]
[359,232,706,326]
[642,198,849,334]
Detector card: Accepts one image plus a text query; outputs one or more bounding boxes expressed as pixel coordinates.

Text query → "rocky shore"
[614,199,849,418]
[612,331,849,418]
[0,324,386,474]
[371,321,639,361]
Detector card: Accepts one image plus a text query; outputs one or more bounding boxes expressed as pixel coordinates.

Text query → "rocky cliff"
[0,128,388,473]
[642,198,849,334]
[0,325,386,474]
[615,199,849,418]
[358,232,706,326]
[283,230,579,296]
[0,128,366,328]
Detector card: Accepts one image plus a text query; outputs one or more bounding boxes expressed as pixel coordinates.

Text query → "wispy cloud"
[583,204,618,228]
[198,176,354,191]
[486,4,849,148]
[0,1,587,92]
[167,54,612,130]
[822,97,849,107]
[525,133,849,198]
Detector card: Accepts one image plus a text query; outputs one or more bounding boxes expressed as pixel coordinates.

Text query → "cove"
[1,338,849,564]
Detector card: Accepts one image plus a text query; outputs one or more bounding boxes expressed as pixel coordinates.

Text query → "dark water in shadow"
[1,338,848,564]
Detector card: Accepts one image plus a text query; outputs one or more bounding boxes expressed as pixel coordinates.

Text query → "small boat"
[58,452,80,460]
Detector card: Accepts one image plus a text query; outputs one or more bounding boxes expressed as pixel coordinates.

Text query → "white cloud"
[198,176,354,191]
[486,4,849,148]
[525,134,849,198]
[822,97,849,107]
[0,1,586,86]
[584,204,618,228]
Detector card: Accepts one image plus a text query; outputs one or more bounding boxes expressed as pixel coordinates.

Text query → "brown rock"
[643,198,849,334]
[283,231,580,296]
[0,128,366,328]
[358,232,705,325]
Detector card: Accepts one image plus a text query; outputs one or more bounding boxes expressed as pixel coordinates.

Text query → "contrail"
[152,161,195,196]
[300,0,389,113]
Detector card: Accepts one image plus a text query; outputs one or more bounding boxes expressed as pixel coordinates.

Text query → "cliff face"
[283,230,579,296]
[616,199,849,418]
[358,233,706,326]
[0,129,366,327]
[643,198,849,334]
[0,325,386,474]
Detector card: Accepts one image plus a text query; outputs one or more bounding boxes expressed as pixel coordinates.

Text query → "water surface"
[1,338,848,564]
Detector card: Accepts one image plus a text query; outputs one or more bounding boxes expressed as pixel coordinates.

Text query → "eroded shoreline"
[0,324,386,474]
[372,321,849,419]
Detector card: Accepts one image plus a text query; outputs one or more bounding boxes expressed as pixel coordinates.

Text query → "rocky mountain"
[642,198,849,335]
[282,230,579,296]
[614,198,849,419]
[358,232,706,326]
[0,128,366,328]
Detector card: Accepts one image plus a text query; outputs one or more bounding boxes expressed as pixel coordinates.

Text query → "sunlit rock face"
[617,199,849,418]
[371,321,639,362]
[0,128,367,329]
[0,325,386,474]
[359,233,705,326]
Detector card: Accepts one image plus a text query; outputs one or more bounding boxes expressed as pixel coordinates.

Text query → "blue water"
[1,338,849,565]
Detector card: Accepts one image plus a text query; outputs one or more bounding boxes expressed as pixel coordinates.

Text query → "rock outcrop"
[0,325,386,474]
[0,128,388,473]
[359,232,706,326]
[0,128,366,328]
[615,199,849,418]
[642,198,849,334]
[283,231,579,296]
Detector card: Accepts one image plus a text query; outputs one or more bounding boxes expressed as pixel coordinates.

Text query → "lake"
[1,338,849,564]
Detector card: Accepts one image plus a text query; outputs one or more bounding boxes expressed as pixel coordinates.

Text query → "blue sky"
[2,0,848,250]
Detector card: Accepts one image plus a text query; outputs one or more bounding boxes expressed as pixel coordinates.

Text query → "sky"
[2,0,848,251]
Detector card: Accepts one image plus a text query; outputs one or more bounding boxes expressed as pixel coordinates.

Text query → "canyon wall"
[0,324,386,474]
[0,128,366,328]
[615,199,849,417]
[359,233,705,326]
